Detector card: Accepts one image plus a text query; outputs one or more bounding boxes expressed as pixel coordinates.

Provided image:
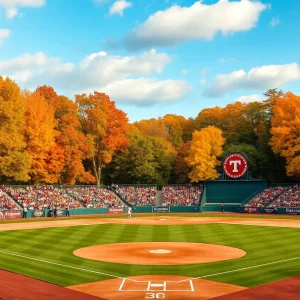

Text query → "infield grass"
[0,220,300,288]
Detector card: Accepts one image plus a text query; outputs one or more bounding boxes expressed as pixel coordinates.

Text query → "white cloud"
[6,7,18,19]
[78,48,170,86]
[125,0,268,50]
[0,52,74,86]
[236,94,263,103]
[0,0,45,19]
[98,78,192,105]
[270,17,280,27]
[1,49,191,105]
[0,29,10,45]
[109,0,132,16]
[204,63,300,97]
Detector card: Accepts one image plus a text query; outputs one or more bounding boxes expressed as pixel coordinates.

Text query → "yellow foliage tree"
[24,91,63,183]
[185,126,225,182]
[0,77,31,182]
[270,92,300,179]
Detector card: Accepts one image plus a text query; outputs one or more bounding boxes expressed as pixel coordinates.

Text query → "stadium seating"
[0,190,19,211]
[269,185,300,208]
[244,186,288,208]
[5,185,83,210]
[162,185,203,206]
[115,185,157,206]
[66,186,123,208]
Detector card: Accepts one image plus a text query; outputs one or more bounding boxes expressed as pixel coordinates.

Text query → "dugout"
[201,180,267,212]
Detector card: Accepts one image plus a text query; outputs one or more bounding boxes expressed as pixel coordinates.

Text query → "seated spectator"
[269,185,300,208]
[116,186,157,206]
[244,186,289,208]
[162,184,203,206]
[66,186,123,208]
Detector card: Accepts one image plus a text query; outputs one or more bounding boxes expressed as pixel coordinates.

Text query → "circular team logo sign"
[223,153,248,179]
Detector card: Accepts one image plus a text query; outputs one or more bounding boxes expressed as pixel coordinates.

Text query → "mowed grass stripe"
[0,223,299,287]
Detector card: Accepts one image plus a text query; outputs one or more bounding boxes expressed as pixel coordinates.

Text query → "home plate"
[68,275,248,300]
[149,249,172,254]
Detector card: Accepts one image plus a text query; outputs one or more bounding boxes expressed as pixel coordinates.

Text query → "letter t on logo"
[229,160,241,172]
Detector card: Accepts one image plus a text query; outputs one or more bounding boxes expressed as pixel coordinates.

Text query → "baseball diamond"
[0,214,300,299]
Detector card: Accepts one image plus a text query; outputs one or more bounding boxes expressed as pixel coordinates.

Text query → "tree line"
[0,76,299,185]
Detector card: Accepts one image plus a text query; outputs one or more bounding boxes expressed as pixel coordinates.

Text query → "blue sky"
[0,0,299,122]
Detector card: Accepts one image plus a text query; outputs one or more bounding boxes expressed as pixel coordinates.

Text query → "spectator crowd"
[244,186,288,208]
[162,185,203,206]
[269,185,300,208]
[116,185,157,206]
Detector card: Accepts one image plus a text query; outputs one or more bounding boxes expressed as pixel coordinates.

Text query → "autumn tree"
[0,77,31,182]
[106,133,174,184]
[162,114,191,149]
[172,142,191,183]
[76,92,129,185]
[270,92,300,179]
[185,126,225,182]
[24,91,63,183]
[36,86,94,184]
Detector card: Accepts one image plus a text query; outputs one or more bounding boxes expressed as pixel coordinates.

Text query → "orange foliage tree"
[270,92,300,179]
[36,86,94,184]
[76,92,129,185]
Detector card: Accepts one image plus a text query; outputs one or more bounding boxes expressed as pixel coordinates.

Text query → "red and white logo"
[223,153,248,179]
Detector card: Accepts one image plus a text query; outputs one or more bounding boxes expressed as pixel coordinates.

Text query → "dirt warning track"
[1,215,300,231]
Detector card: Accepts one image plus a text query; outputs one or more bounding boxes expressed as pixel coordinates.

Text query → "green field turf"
[0,217,300,289]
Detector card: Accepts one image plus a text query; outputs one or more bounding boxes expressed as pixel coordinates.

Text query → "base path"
[73,242,246,265]
[68,275,247,300]
[0,269,104,300]
[213,276,300,299]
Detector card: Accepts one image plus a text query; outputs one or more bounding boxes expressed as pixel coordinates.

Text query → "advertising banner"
[263,208,275,214]
[56,209,66,217]
[3,210,22,219]
[32,210,45,218]
[152,207,170,213]
[108,207,124,214]
[243,207,258,213]
[286,208,300,215]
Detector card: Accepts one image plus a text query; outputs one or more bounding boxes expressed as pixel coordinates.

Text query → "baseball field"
[0,213,300,299]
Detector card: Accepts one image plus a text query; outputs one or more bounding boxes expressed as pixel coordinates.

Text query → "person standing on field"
[127,206,132,219]
[66,205,70,217]
[23,206,27,218]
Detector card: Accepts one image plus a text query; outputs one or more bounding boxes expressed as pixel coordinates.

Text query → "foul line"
[0,250,300,284]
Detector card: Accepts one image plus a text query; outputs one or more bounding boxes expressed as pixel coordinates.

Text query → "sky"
[0,0,299,122]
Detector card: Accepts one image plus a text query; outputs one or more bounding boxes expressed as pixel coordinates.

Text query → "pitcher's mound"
[73,242,246,265]
[68,275,247,300]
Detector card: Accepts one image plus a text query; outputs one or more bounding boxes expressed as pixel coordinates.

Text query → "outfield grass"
[0,220,300,288]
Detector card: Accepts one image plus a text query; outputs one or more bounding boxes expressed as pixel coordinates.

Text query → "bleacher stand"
[0,190,18,211]
[116,185,157,206]
[162,184,203,206]
[66,186,123,208]
[269,185,300,208]
[5,185,82,210]
[244,186,288,208]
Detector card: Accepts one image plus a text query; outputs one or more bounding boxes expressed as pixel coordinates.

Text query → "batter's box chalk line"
[0,250,300,285]
[119,278,194,292]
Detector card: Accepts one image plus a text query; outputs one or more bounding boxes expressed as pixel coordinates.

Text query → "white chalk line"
[1,249,300,285]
